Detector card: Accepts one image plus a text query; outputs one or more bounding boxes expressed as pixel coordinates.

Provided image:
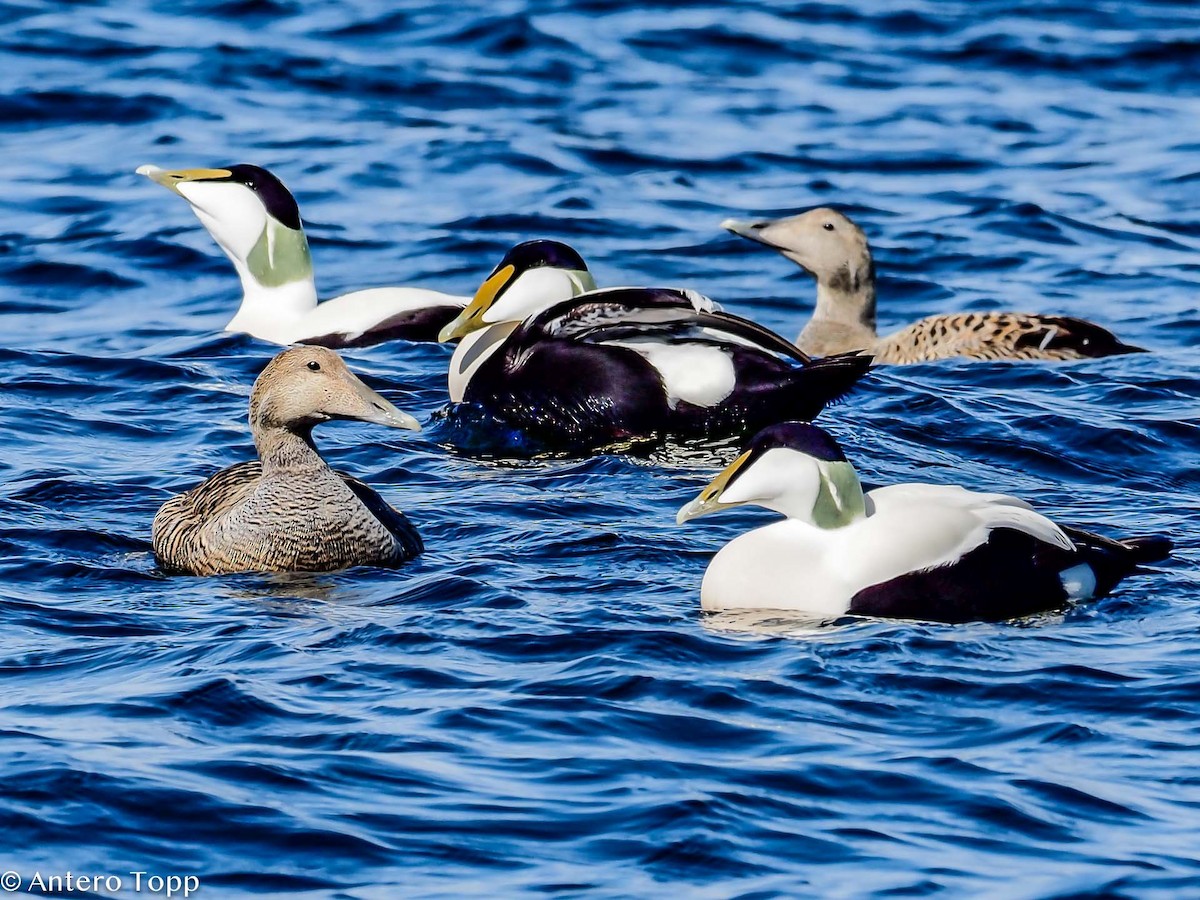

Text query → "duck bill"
[438,264,515,342]
[721,217,785,251]
[676,450,751,524]
[345,379,421,431]
[136,165,233,194]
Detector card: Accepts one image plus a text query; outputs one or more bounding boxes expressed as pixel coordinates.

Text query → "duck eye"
[307,361,321,371]
[823,222,835,232]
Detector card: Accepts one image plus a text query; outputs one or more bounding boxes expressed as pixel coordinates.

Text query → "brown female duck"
[723,208,1144,363]
[153,346,423,575]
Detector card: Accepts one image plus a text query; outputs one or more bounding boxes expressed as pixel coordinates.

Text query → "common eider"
[437,240,873,453]
[152,346,423,576]
[677,422,1170,622]
[723,208,1144,362]
[137,164,468,346]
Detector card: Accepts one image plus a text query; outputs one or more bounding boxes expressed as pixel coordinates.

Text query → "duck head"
[438,239,596,341]
[723,208,876,329]
[249,346,421,437]
[677,422,865,528]
[138,163,315,308]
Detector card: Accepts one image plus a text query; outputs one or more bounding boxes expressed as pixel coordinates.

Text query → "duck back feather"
[878,312,1145,363]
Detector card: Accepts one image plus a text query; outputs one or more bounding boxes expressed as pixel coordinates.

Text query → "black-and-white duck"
[153,346,423,575]
[138,164,468,346]
[677,422,1170,622]
[723,208,1144,362]
[437,240,873,453]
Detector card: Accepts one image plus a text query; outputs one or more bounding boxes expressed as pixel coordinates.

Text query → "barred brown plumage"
[151,346,423,576]
[723,208,1144,363]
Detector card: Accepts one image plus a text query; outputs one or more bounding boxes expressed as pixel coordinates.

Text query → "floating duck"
[677,422,1170,622]
[153,346,423,575]
[437,240,873,453]
[137,164,468,346]
[723,208,1144,362]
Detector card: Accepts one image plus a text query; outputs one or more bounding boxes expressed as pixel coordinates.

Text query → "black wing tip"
[792,350,875,413]
[1032,316,1147,358]
[813,349,876,374]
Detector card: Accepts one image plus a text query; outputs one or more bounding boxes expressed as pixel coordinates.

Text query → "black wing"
[302,304,463,348]
[848,527,1077,623]
[528,287,713,338]
[1011,315,1145,358]
[338,474,424,559]
[521,287,813,365]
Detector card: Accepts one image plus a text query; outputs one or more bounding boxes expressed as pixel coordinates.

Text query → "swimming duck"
[153,346,423,575]
[677,422,1170,622]
[437,240,873,453]
[137,164,468,346]
[723,208,1144,362]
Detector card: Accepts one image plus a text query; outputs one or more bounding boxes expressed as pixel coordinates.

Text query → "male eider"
[723,208,1144,362]
[137,164,468,346]
[437,240,873,453]
[677,422,1170,622]
[152,346,423,576]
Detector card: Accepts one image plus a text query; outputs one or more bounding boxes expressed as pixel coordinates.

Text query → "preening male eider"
[437,240,873,454]
[677,422,1170,622]
[723,208,1144,363]
[152,346,423,576]
[137,164,468,346]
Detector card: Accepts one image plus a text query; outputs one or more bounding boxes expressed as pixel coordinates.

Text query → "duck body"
[439,241,872,454]
[679,423,1169,623]
[723,209,1144,363]
[463,290,871,451]
[152,346,423,576]
[230,285,468,348]
[872,312,1144,363]
[138,164,467,347]
[153,460,422,576]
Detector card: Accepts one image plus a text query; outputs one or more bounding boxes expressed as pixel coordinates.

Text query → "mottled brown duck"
[722,208,1144,363]
[153,346,423,576]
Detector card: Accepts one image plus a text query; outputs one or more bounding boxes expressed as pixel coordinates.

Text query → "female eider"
[677,422,1170,622]
[437,240,873,453]
[723,208,1144,362]
[153,346,423,575]
[137,164,468,346]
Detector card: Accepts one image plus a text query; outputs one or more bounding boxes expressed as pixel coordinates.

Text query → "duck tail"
[1024,315,1145,358]
[1061,526,1171,598]
[797,351,875,410]
[1117,534,1172,564]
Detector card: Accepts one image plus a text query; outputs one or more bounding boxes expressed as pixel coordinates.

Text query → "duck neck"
[223,221,320,335]
[813,260,877,335]
[799,272,877,355]
[253,424,326,475]
[808,460,867,529]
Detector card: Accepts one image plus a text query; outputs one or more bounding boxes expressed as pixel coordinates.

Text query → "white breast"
[447,322,520,402]
[700,519,849,615]
[225,281,319,342]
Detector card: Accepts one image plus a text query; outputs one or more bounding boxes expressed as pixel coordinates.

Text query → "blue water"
[2,0,1199,896]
